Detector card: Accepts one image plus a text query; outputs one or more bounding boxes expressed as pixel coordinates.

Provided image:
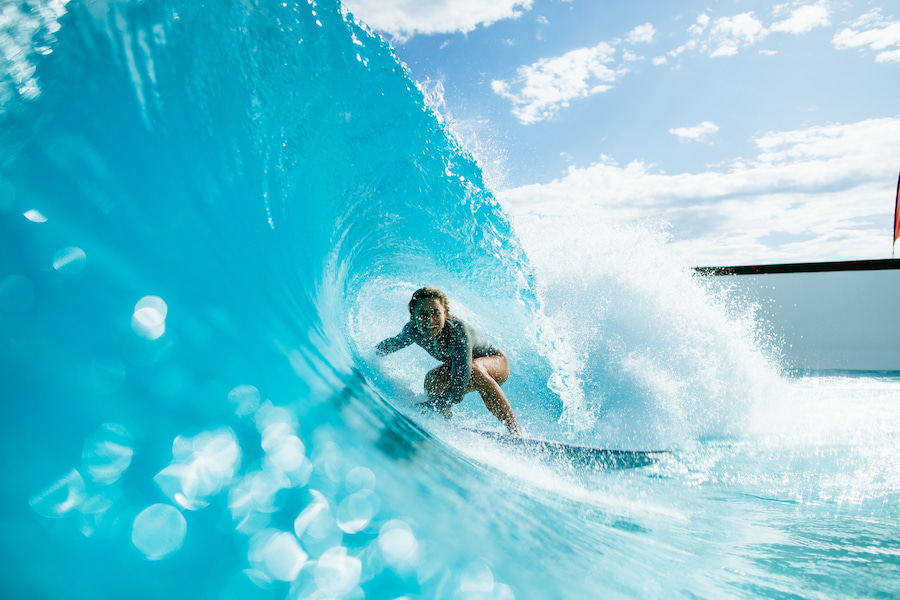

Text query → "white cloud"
[668,40,697,58]
[709,12,768,56]
[832,9,900,63]
[665,4,831,61]
[770,2,831,35]
[622,50,643,61]
[652,56,668,66]
[342,0,533,41]
[876,48,900,63]
[537,15,549,25]
[687,13,711,36]
[669,121,719,142]
[492,42,623,124]
[627,22,656,44]
[499,117,900,265]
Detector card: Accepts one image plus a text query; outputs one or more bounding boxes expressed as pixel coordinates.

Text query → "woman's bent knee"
[473,354,508,387]
[470,361,488,380]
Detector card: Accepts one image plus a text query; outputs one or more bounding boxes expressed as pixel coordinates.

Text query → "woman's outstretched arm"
[376,323,414,356]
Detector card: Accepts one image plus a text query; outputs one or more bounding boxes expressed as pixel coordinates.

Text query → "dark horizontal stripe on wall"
[693,258,900,276]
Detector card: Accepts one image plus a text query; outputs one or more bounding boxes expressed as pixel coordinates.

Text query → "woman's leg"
[469,351,522,436]
[424,352,522,435]
[424,364,454,419]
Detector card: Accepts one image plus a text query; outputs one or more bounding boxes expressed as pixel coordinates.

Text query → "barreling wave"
[2,0,548,595]
[3,0,786,598]
[1,0,538,421]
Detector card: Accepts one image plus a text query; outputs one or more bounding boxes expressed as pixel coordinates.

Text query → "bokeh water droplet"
[131,295,167,340]
[82,423,134,484]
[29,469,86,518]
[248,529,308,582]
[315,546,362,596]
[23,208,47,222]
[227,384,261,416]
[52,246,87,276]
[131,503,186,560]
[379,520,419,571]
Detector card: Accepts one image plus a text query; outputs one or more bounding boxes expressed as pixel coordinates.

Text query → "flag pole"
[894,169,900,259]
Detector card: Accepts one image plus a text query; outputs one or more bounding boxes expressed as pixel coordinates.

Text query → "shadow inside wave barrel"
[331,368,431,462]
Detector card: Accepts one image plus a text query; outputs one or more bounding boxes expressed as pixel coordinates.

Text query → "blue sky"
[345,0,900,265]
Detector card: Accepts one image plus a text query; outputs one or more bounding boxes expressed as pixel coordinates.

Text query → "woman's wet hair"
[408,286,452,320]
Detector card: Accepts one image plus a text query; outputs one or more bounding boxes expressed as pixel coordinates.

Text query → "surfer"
[376,286,523,436]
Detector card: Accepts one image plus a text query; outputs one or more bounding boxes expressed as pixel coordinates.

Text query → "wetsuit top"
[376,317,500,409]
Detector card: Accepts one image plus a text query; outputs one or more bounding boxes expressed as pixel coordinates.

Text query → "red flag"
[896,171,900,244]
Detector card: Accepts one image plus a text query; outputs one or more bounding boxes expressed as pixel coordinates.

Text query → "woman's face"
[413,297,446,339]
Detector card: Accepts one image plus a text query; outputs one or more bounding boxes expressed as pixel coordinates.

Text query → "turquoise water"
[2,1,899,598]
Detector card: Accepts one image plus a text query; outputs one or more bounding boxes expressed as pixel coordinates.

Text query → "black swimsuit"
[376,317,500,409]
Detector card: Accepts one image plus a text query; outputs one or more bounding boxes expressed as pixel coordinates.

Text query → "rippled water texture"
[2,1,899,598]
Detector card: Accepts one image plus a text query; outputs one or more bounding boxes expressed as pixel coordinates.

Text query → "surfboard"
[464,428,668,470]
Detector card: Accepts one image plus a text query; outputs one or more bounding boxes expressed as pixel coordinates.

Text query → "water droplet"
[23,209,47,222]
[82,423,134,484]
[460,561,495,593]
[228,384,260,416]
[294,493,334,540]
[379,520,419,570]
[345,466,376,493]
[336,490,375,534]
[155,428,241,510]
[29,469,86,518]
[52,246,87,276]
[132,295,167,340]
[131,503,186,560]
[315,546,361,596]
[248,529,308,582]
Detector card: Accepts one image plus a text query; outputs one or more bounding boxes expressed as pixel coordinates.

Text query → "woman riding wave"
[376,287,523,436]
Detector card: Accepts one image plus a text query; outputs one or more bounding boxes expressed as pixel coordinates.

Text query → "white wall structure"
[698,260,900,372]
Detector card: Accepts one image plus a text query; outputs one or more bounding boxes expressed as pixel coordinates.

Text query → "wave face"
[4,1,900,599]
